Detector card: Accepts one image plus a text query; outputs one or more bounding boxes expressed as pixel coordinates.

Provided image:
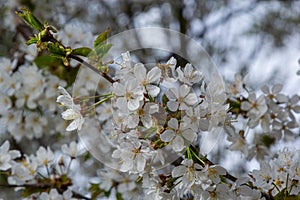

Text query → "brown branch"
[69,54,114,84]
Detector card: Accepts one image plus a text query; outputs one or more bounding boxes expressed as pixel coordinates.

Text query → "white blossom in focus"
[176,63,202,86]
[160,118,197,152]
[172,159,202,188]
[57,86,84,131]
[134,63,161,97]
[241,93,268,121]
[113,79,144,111]
[166,85,198,111]
[201,165,227,184]
[112,138,150,173]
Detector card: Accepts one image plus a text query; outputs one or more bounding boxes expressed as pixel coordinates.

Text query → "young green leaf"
[94,43,113,59]
[16,8,44,32]
[89,183,104,200]
[22,187,44,198]
[26,36,39,45]
[72,47,92,57]
[46,43,66,57]
[94,28,110,48]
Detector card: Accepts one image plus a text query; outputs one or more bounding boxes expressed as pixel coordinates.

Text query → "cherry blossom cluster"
[55,52,300,199]
[57,50,227,172]
[0,139,81,200]
[0,57,67,141]
[225,74,300,160]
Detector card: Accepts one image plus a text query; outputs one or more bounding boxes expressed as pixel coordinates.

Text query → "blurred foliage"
[2,0,299,68]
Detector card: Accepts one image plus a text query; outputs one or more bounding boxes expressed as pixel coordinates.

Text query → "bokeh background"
[2,0,300,88]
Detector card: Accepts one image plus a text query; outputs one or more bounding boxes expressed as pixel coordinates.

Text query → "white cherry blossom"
[160,118,197,152]
[113,79,144,111]
[241,93,268,120]
[176,63,203,86]
[0,140,20,170]
[112,139,151,173]
[157,57,177,82]
[172,159,202,188]
[201,165,227,184]
[35,146,54,166]
[57,86,84,131]
[61,141,79,158]
[127,102,159,129]
[166,85,198,111]
[0,92,11,114]
[134,63,161,97]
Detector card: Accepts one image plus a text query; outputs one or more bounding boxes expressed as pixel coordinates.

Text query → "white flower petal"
[184,93,198,105]
[168,118,178,130]
[272,84,283,93]
[146,103,159,114]
[113,82,125,96]
[160,130,175,142]
[241,102,251,111]
[146,85,160,97]
[166,88,178,100]
[128,99,140,111]
[261,85,269,94]
[127,114,139,128]
[62,109,80,120]
[275,94,288,103]
[0,140,10,152]
[66,117,84,131]
[172,136,184,152]
[147,67,161,84]
[179,85,190,97]
[120,159,133,172]
[134,63,146,80]
[172,165,186,177]
[182,129,197,142]
[137,154,146,172]
[141,115,152,128]
[112,149,122,158]
[56,95,73,107]
[167,101,179,112]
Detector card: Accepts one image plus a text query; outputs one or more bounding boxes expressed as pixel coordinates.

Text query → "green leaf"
[60,174,71,185]
[116,192,123,200]
[46,43,66,57]
[104,191,111,197]
[97,65,109,74]
[72,47,92,57]
[261,134,276,148]
[16,8,44,32]
[22,187,45,198]
[89,183,104,200]
[274,188,287,200]
[34,55,79,86]
[94,43,113,59]
[34,55,61,67]
[94,28,110,48]
[285,196,300,200]
[26,36,38,45]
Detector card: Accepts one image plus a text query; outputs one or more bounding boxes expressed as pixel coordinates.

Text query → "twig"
[69,54,114,84]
